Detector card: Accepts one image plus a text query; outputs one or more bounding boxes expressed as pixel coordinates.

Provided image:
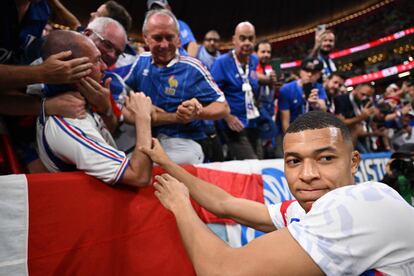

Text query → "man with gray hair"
[84,17,127,68]
[124,9,229,164]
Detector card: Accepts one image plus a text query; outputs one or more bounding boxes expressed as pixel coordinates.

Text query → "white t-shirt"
[37,113,129,184]
[287,181,414,275]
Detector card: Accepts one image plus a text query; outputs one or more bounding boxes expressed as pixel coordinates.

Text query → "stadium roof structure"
[61,0,398,43]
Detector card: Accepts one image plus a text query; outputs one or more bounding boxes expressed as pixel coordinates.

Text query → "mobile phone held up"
[303,82,313,99]
[270,58,282,80]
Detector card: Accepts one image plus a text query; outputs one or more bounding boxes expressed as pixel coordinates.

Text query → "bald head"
[42,30,105,83]
[233,21,256,60]
[234,21,255,35]
[42,30,96,60]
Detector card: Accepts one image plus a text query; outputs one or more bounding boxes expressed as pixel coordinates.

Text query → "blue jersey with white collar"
[124,52,225,140]
[210,52,259,128]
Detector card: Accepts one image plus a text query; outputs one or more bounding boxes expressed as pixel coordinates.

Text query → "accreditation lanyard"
[232,50,259,120]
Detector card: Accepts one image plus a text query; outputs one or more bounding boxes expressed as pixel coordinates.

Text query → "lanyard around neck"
[232,50,249,83]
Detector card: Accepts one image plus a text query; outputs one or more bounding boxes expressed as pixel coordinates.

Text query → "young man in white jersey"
[140,111,414,275]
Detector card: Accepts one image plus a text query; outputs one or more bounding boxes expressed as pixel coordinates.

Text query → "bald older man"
[211,22,262,160]
[37,30,153,187]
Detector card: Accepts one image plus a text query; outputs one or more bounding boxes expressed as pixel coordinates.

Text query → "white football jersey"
[288,181,414,275]
[37,113,129,184]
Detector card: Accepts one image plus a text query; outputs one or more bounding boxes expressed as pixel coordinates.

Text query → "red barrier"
[27,170,196,276]
[26,165,264,275]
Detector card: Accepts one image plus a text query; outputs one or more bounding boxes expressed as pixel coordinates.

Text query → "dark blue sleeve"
[278,85,291,111]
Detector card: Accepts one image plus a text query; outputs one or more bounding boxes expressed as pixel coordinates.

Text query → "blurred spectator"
[309,29,337,80]
[124,9,229,164]
[255,40,279,158]
[381,143,414,206]
[211,21,262,160]
[147,0,199,57]
[197,30,221,70]
[324,72,345,113]
[49,0,132,33]
[0,0,91,89]
[196,30,224,162]
[278,57,327,135]
[334,84,380,151]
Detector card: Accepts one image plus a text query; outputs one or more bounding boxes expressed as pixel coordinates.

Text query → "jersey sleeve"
[189,59,225,104]
[267,203,286,229]
[45,116,129,185]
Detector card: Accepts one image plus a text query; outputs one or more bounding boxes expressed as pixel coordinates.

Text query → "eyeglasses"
[92,30,125,58]
[204,38,219,42]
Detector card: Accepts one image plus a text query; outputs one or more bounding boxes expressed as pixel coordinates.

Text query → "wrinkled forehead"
[148,14,178,33]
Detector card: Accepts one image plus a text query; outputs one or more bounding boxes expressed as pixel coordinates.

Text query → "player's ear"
[350,150,360,176]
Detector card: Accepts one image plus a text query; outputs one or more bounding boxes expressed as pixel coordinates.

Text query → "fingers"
[67,56,90,67]
[104,77,112,89]
[50,50,72,60]
[83,76,102,90]
[70,69,92,80]
[70,62,93,74]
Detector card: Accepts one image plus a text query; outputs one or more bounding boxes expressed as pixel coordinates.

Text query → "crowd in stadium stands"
[1,0,414,182]
[273,0,414,62]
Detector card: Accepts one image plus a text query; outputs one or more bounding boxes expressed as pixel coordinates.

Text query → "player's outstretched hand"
[153,173,190,212]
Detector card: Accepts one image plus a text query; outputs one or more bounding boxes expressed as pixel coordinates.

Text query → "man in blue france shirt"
[278,57,327,136]
[211,21,262,160]
[124,9,229,164]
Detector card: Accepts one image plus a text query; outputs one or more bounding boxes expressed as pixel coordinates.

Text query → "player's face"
[144,14,180,66]
[257,43,271,65]
[233,24,255,59]
[283,127,360,212]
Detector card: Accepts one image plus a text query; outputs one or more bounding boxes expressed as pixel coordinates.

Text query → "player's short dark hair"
[105,1,132,32]
[286,111,352,143]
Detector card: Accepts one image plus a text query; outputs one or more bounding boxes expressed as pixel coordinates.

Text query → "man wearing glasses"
[196,30,221,71]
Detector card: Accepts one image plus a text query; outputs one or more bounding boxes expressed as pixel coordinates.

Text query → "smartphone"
[270,58,282,80]
[316,24,326,34]
[303,83,313,99]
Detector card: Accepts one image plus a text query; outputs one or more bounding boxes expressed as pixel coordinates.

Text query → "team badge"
[165,75,178,95]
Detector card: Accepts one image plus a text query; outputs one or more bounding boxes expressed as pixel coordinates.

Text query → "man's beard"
[319,48,331,56]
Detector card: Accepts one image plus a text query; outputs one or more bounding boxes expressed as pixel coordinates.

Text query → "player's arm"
[140,139,276,232]
[154,174,323,276]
